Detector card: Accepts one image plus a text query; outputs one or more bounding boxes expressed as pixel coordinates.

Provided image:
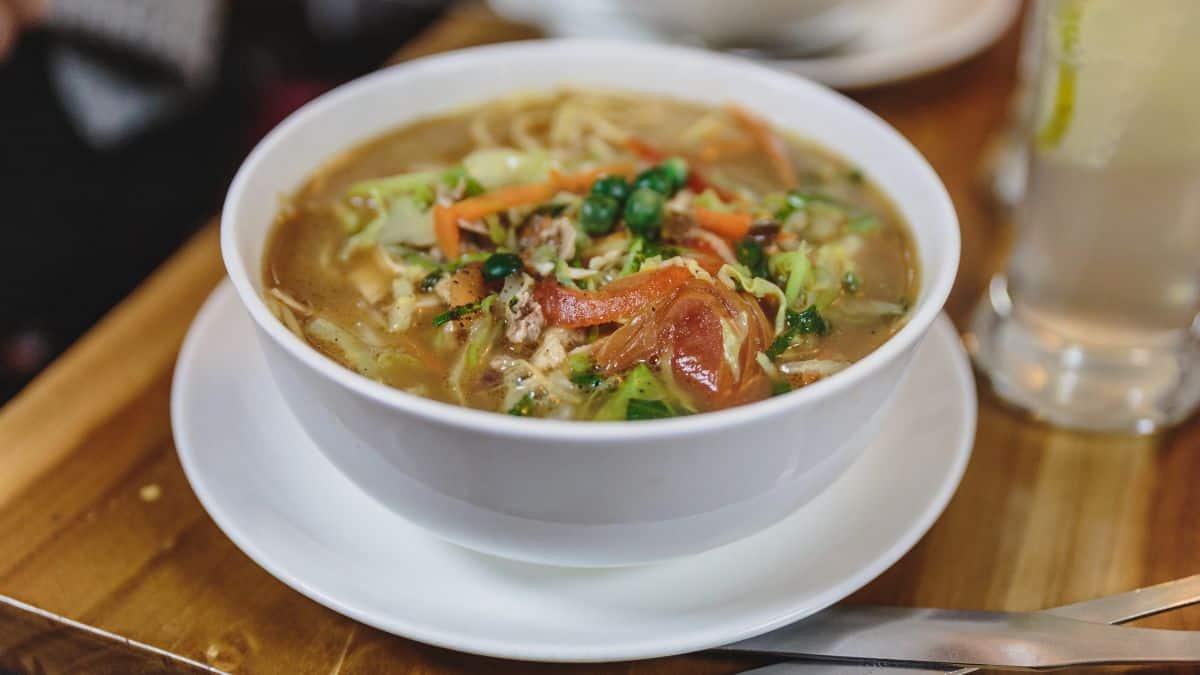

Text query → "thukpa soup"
[263,91,918,420]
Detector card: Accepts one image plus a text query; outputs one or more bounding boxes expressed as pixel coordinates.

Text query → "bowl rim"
[221,38,960,442]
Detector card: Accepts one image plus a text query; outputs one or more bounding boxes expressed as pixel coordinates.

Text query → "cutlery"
[725,574,1200,673]
[0,593,221,673]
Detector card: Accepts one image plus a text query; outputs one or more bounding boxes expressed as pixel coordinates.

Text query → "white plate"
[780,0,1021,89]
[172,282,976,662]
[489,0,1020,90]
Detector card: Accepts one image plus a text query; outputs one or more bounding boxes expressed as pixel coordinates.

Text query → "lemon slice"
[1031,0,1200,168]
[1033,0,1082,150]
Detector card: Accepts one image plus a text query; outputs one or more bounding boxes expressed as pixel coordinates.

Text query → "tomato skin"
[593,278,772,411]
[533,266,693,328]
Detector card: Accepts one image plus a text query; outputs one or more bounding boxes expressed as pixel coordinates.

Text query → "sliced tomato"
[594,278,772,410]
[533,265,693,328]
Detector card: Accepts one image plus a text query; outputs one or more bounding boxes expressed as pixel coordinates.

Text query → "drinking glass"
[968,0,1200,433]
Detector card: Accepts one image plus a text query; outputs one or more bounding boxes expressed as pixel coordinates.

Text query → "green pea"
[624,188,665,238]
[661,157,689,191]
[632,167,673,196]
[590,175,631,203]
[735,239,769,279]
[580,194,620,236]
[481,252,523,280]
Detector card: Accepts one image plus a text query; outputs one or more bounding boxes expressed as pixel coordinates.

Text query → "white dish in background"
[219,40,960,567]
[489,0,1021,90]
[172,282,976,662]
[489,0,862,54]
[782,0,1021,89]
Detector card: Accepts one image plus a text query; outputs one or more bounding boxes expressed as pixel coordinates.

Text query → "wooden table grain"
[2,4,1198,674]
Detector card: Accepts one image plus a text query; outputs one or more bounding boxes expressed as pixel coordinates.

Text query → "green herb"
[774,191,808,220]
[626,398,673,420]
[431,295,495,327]
[580,194,620,235]
[441,166,485,197]
[847,215,880,233]
[641,239,678,260]
[590,175,631,203]
[771,379,792,396]
[419,270,444,292]
[508,392,536,417]
[735,239,769,279]
[571,371,604,390]
[842,270,860,293]
[789,305,830,335]
[846,168,864,185]
[766,305,829,359]
[775,190,843,220]
[595,363,670,421]
[632,167,674,196]
[482,252,523,280]
[624,188,665,239]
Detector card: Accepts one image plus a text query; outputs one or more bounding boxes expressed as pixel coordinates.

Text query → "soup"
[263,91,918,420]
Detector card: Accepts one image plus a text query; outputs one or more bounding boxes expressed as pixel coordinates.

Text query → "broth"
[263,90,918,420]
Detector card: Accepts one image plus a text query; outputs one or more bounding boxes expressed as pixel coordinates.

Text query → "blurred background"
[0,0,450,401]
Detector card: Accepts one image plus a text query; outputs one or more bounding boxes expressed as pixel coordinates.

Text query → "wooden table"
[2,4,1197,674]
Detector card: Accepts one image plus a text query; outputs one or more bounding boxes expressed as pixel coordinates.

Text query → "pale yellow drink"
[970,0,1200,432]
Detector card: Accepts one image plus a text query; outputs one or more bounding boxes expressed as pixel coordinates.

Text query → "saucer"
[172,281,975,662]
[489,0,1020,90]
[779,0,1021,89]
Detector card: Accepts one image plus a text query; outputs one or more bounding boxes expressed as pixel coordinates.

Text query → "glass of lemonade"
[968,0,1200,433]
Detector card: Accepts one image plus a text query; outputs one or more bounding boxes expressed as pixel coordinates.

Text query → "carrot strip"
[694,207,752,241]
[433,205,461,259]
[727,103,798,187]
[450,182,557,223]
[697,137,755,163]
[434,164,638,258]
[624,137,665,162]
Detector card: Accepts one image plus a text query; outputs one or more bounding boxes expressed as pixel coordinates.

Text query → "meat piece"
[435,264,487,307]
[500,272,545,345]
[531,327,581,371]
[594,278,773,410]
[519,214,577,262]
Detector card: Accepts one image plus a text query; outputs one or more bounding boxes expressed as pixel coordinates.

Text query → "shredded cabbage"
[779,359,850,378]
[342,189,435,257]
[491,354,581,413]
[304,318,380,378]
[347,170,441,201]
[716,264,789,334]
[769,243,813,309]
[594,364,671,421]
[642,255,715,283]
[693,188,730,212]
[836,299,908,318]
[719,316,746,381]
[463,147,552,189]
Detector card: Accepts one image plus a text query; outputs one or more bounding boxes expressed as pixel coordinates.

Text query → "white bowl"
[221,40,959,567]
